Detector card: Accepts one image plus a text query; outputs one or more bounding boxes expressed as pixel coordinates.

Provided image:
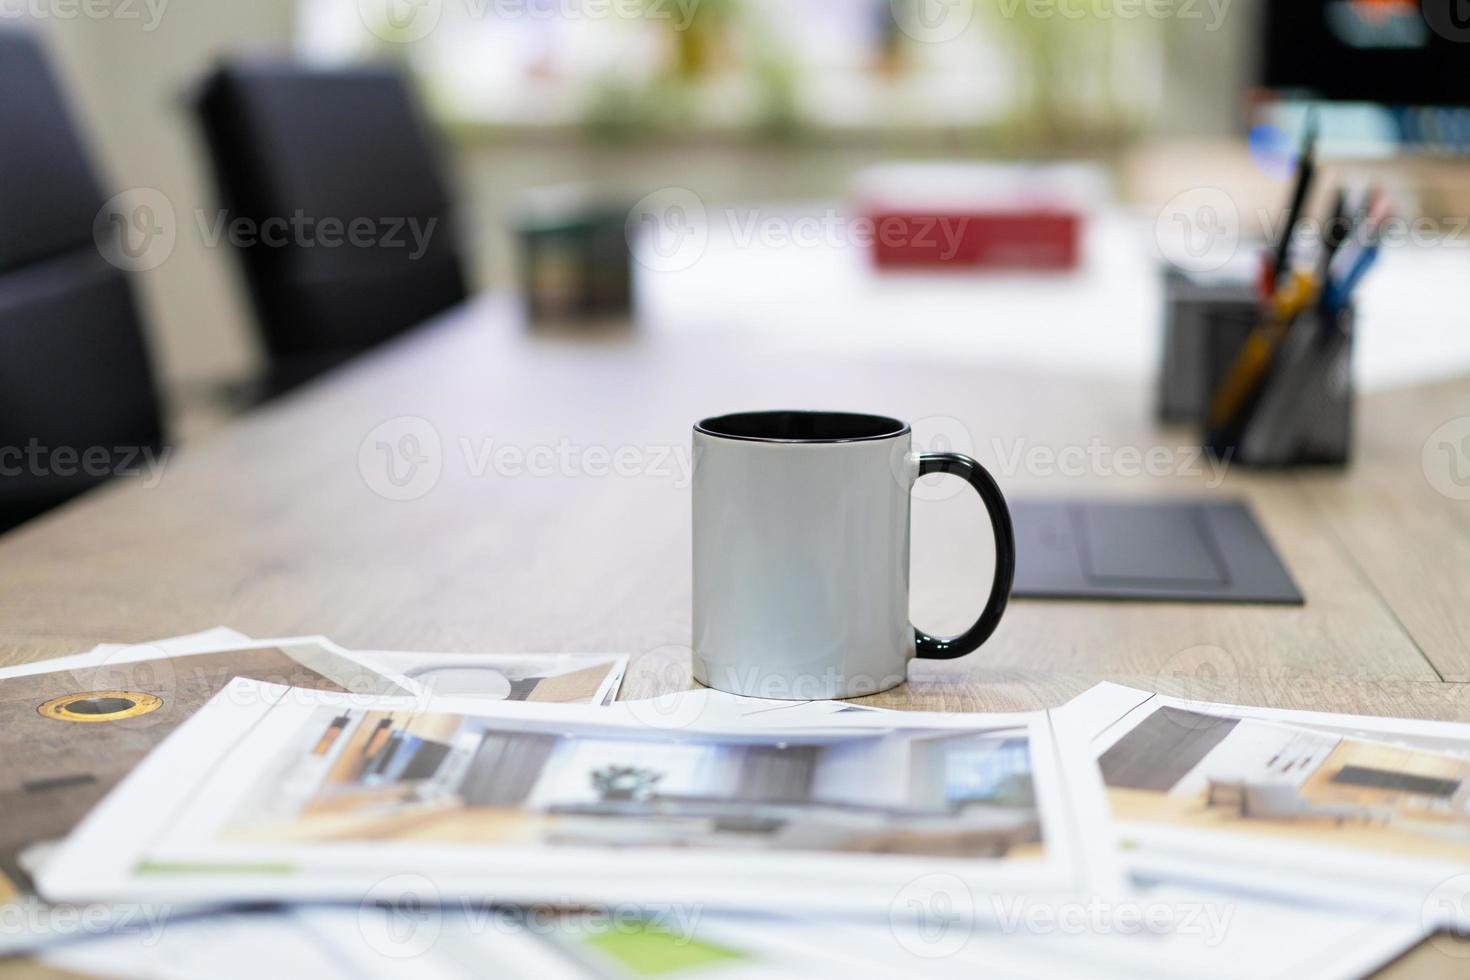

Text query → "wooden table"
[3,296,1469,977]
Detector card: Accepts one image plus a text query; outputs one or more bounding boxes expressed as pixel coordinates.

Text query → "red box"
[865,209,1082,270]
[854,164,1096,272]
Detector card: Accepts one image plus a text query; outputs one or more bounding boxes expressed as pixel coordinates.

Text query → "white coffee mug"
[692,411,1015,700]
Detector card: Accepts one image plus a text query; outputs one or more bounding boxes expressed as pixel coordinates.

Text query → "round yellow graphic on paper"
[37,691,163,723]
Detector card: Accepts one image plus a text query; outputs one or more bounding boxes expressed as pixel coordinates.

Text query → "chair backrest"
[0,29,164,532]
[193,60,468,380]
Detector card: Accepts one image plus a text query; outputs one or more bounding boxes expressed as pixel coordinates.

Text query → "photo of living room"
[223,706,1044,860]
[1096,701,1470,861]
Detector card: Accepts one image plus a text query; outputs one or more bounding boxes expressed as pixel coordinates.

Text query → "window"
[302,0,1163,138]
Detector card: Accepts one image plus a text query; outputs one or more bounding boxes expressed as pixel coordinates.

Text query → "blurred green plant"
[979,0,1153,154]
[363,0,1154,153]
[581,0,800,139]
[661,0,743,80]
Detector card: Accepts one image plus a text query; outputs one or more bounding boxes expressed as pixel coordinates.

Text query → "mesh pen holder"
[1158,267,1260,425]
[1203,304,1354,468]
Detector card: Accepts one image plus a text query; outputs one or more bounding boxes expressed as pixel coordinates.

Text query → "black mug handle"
[913,453,1016,660]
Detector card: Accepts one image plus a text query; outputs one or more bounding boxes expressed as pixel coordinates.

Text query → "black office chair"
[0,30,165,533]
[193,60,469,394]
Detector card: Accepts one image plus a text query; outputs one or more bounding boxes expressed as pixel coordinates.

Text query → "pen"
[1318,187,1349,281]
[1328,243,1381,312]
[1269,113,1319,295]
[1208,270,1319,433]
[1327,186,1382,276]
[1325,192,1391,313]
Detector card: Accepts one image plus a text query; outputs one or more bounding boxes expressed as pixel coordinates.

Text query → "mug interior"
[696,411,908,444]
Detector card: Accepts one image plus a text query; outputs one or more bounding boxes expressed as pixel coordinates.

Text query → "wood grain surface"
[1,296,1467,978]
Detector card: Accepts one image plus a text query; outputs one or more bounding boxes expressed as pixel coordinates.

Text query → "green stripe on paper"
[581,922,747,977]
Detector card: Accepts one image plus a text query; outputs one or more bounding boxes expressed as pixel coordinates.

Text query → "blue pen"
[1328,243,1381,311]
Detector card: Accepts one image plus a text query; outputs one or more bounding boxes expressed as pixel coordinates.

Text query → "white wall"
[19,0,298,391]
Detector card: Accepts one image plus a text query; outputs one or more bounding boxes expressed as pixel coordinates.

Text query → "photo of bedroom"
[223,708,1044,860]
[1097,702,1470,861]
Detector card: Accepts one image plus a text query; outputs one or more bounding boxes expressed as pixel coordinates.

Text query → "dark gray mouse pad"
[1010,498,1303,604]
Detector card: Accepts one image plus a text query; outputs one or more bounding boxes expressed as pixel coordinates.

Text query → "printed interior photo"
[223,707,1044,859]
[361,651,626,705]
[0,641,410,904]
[1097,701,1470,861]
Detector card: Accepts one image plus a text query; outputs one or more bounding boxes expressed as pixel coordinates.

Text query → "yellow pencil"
[1208,270,1318,432]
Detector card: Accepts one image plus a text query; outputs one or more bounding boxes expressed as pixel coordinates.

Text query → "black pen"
[1271,112,1319,293]
[1318,187,1349,278]
[1316,186,1350,316]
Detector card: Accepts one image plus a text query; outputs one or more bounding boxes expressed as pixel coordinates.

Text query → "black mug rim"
[695,411,910,445]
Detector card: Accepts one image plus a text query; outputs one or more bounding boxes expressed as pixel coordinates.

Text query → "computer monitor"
[1263,1,1470,107]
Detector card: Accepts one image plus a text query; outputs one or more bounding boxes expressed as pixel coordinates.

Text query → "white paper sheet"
[354,650,627,707]
[1,629,256,957]
[44,888,1425,980]
[38,678,1114,915]
[0,627,252,681]
[32,679,1431,980]
[0,632,423,957]
[1063,682,1470,934]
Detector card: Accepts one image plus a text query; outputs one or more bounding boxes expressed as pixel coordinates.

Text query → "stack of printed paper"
[4,630,1467,978]
[0,630,625,957]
